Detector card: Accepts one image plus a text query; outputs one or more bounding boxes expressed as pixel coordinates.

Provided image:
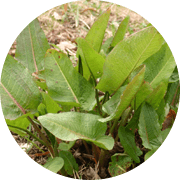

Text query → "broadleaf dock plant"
[0,8,179,178]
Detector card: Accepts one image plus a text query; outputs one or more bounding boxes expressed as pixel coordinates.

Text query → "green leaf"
[59,151,78,175]
[0,55,41,120]
[41,92,62,113]
[76,38,105,79]
[96,26,164,92]
[85,9,110,52]
[143,43,176,89]
[43,157,64,173]
[118,126,142,163]
[133,43,176,109]
[6,113,32,136]
[15,18,50,73]
[169,66,179,83]
[108,154,133,176]
[111,16,130,47]
[138,102,162,150]
[146,82,168,109]
[132,81,153,109]
[100,37,113,56]
[99,65,145,122]
[44,49,95,111]
[38,112,114,150]
[165,81,179,105]
[126,105,142,132]
[144,148,158,161]
[37,103,47,116]
[102,85,127,115]
[156,99,166,126]
[58,141,76,151]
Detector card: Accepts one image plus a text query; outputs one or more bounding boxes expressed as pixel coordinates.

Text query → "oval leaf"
[38,112,114,150]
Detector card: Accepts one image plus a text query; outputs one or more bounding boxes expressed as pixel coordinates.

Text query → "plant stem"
[8,124,46,146]
[95,88,101,115]
[23,136,45,153]
[109,118,119,135]
[102,91,109,105]
[26,116,55,157]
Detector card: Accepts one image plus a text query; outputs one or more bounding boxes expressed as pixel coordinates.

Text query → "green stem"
[102,91,109,105]
[95,88,101,115]
[109,118,119,135]
[26,116,55,157]
[53,139,59,157]
[8,124,46,146]
[23,136,45,153]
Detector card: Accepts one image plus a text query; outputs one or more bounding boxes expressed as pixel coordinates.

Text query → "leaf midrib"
[52,55,79,104]
[43,118,93,140]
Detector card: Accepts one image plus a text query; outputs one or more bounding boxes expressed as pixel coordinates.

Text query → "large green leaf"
[111,16,130,47]
[44,49,95,111]
[96,26,164,92]
[0,55,41,120]
[85,9,110,52]
[15,18,50,74]
[38,112,114,150]
[99,65,145,122]
[118,126,142,163]
[76,38,105,79]
[138,102,162,149]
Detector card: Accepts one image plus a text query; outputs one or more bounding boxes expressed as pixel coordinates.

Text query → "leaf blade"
[38,112,114,150]
[118,126,142,163]
[138,102,162,149]
[76,38,105,79]
[0,55,41,120]
[96,26,164,92]
[15,18,50,73]
[111,15,130,47]
[85,9,110,52]
[45,50,95,111]
[99,65,145,122]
